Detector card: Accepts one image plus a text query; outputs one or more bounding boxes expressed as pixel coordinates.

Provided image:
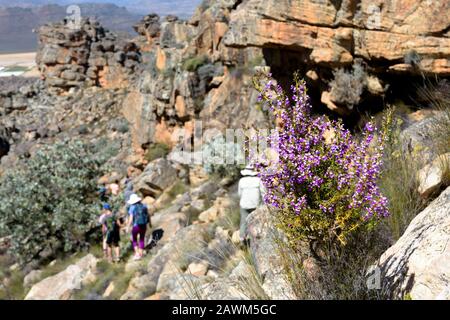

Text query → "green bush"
[144,143,171,162]
[182,55,209,72]
[0,140,108,263]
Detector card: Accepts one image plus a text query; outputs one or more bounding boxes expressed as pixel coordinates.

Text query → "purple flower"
[254,73,389,245]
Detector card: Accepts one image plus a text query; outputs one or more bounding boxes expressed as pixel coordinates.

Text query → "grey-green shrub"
[329,62,367,108]
[0,140,107,263]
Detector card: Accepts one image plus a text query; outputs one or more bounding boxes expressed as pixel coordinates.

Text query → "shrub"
[182,55,209,72]
[253,71,390,259]
[0,140,108,263]
[110,119,129,134]
[275,228,390,299]
[167,180,188,199]
[329,62,367,108]
[144,143,171,162]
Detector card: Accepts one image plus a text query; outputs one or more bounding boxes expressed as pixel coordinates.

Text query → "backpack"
[132,203,149,226]
[104,213,117,232]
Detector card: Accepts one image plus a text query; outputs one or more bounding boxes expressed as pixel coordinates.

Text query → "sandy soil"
[0,52,36,68]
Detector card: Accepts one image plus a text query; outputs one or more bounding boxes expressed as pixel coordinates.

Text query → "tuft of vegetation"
[379,110,427,240]
[417,79,450,155]
[0,140,109,264]
[167,180,188,200]
[182,55,209,72]
[72,260,134,300]
[0,255,26,300]
[111,119,129,134]
[275,227,390,299]
[329,62,367,108]
[144,143,171,162]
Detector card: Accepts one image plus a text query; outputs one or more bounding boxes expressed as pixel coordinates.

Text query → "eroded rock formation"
[36,18,140,93]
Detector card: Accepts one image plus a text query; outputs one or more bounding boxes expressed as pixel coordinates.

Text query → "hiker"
[238,165,264,244]
[126,193,150,260]
[99,203,124,263]
[109,179,120,196]
[98,205,108,258]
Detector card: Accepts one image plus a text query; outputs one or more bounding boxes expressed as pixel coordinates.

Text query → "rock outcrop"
[25,254,98,300]
[222,0,450,114]
[246,206,297,299]
[224,0,450,75]
[36,18,140,93]
[377,187,450,299]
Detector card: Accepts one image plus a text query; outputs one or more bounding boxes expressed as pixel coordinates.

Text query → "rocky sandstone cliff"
[36,18,140,93]
[1,0,449,300]
[224,0,450,75]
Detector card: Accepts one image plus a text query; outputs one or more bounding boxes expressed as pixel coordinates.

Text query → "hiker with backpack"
[126,194,150,260]
[99,203,124,263]
[238,165,264,245]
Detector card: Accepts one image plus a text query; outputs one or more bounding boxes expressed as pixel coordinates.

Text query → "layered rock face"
[224,0,450,74]
[36,18,140,93]
[224,0,450,114]
[122,3,269,151]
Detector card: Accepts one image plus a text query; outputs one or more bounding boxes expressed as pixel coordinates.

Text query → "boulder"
[23,270,43,288]
[377,187,450,299]
[189,166,210,187]
[151,212,187,244]
[246,206,297,299]
[196,261,261,300]
[417,153,450,198]
[198,206,219,223]
[25,254,98,300]
[400,112,445,164]
[186,260,209,277]
[121,224,208,300]
[134,158,178,197]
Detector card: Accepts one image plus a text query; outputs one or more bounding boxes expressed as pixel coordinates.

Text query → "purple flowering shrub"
[253,72,389,254]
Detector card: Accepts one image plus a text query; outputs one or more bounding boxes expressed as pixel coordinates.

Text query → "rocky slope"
[1,0,449,300]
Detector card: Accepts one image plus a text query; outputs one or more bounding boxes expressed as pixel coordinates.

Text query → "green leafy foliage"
[144,143,171,162]
[0,140,108,263]
[182,55,209,72]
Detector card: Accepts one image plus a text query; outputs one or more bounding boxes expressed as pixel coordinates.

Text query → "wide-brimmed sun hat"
[127,193,142,205]
[241,165,258,177]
